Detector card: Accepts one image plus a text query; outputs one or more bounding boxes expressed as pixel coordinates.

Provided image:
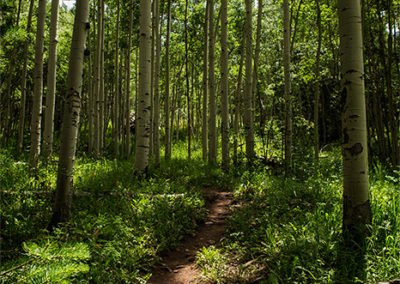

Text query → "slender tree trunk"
[233,41,245,163]
[153,0,161,166]
[134,0,152,173]
[49,0,89,227]
[220,0,229,169]
[165,0,171,159]
[386,0,399,167]
[88,8,94,154]
[99,2,105,153]
[208,0,217,163]
[17,0,34,154]
[283,0,292,173]
[244,0,255,161]
[185,0,191,160]
[124,0,134,158]
[338,0,371,237]
[42,0,60,160]
[314,0,322,163]
[93,0,102,157]
[253,0,262,152]
[202,1,209,161]
[113,0,121,157]
[29,0,47,169]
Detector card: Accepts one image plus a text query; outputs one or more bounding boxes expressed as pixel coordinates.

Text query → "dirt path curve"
[148,190,233,284]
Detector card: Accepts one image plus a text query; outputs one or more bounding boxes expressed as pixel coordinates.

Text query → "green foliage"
[1,241,90,283]
[197,148,399,283]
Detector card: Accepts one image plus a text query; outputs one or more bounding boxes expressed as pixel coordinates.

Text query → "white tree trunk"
[208,0,217,162]
[338,0,371,234]
[29,0,47,169]
[42,0,60,160]
[134,0,152,173]
[153,0,161,166]
[50,0,89,226]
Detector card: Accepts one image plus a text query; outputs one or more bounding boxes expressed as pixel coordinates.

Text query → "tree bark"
[244,0,255,161]
[29,0,47,169]
[113,0,121,157]
[208,0,217,163]
[202,1,209,161]
[134,0,152,173]
[165,0,171,160]
[49,0,89,227]
[124,0,134,158]
[42,0,60,160]
[153,0,161,166]
[314,0,322,163]
[338,0,371,236]
[185,0,191,160]
[220,0,229,169]
[233,41,245,164]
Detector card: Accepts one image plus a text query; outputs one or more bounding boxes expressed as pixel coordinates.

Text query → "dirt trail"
[148,190,233,284]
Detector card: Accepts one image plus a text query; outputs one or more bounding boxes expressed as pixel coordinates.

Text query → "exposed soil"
[148,189,233,284]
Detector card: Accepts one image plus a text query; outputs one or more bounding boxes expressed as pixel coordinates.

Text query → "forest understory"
[1,143,399,283]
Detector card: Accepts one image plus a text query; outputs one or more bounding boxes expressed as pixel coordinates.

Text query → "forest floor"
[148,189,233,284]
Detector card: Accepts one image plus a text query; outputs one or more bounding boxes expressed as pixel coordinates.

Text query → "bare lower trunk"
[134,0,152,173]
[49,0,89,227]
[338,0,371,237]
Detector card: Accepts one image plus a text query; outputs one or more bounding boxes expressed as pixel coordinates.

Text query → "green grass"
[196,153,400,283]
[1,144,399,283]
[0,146,222,283]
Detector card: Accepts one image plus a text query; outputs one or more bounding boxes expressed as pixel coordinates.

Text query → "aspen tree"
[29,0,47,169]
[202,1,209,161]
[338,0,371,236]
[253,0,262,134]
[165,0,171,160]
[17,0,34,154]
[233,41,245,164]
[208,0,217,163]
[113,0,121,157]
[220,0,229,169]
[124,0,134,158]
[134,0,152,173]
[50,0,90,226]
[42,0,60,160]
[283,0,292,172]
[153,0,161,166]
[244,0,255,161]
[314,0,322,162]
[99,2,105,152]
[185,0,191,159]
[93,0,102,157]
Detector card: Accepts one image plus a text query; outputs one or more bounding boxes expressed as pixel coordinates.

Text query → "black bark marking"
[344,143,363,156]
[349,114,360,119]
[343,128,350,144]
[341,87,347,112]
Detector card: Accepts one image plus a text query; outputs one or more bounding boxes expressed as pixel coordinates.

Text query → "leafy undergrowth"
[196,155,400,283]
[0,145,233,283]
